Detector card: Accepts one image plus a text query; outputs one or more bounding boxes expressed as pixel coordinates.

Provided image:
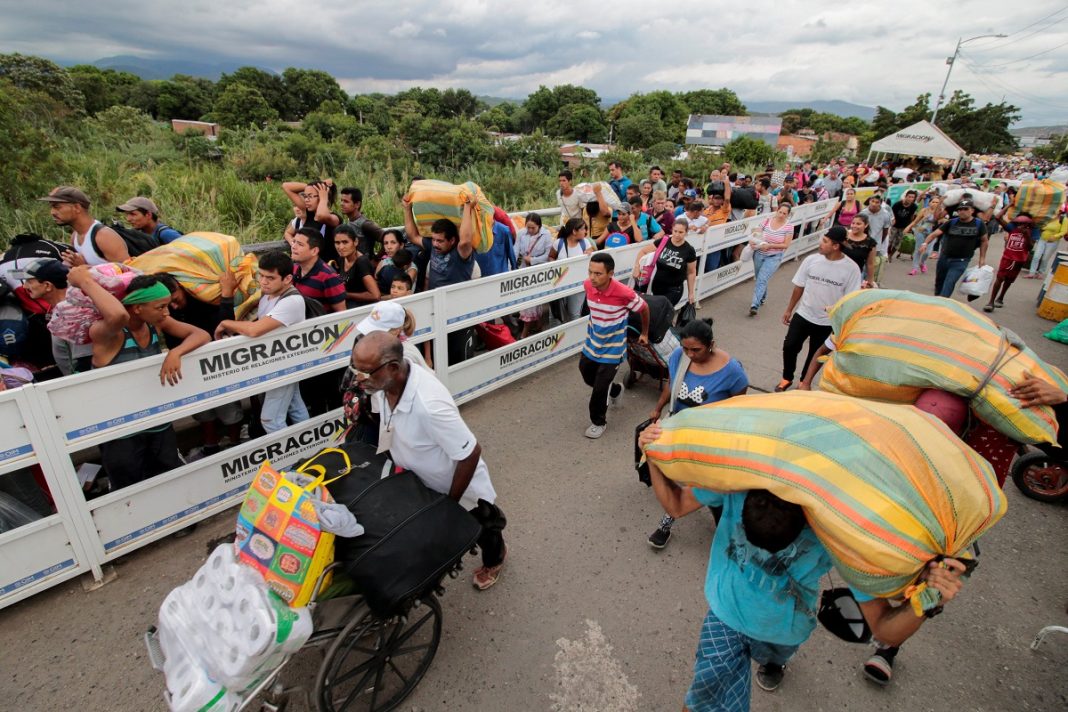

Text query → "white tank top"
[72,221,109,266]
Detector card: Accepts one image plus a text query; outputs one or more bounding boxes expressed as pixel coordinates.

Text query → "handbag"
[637,235,671,292]
[817,586,872,644]
[235,447,352,607]
[676,302,697,329]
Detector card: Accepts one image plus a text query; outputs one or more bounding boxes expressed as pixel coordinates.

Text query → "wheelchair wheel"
[315,597,442,712]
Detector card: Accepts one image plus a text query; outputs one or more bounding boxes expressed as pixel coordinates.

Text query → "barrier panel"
[0,196,840,608]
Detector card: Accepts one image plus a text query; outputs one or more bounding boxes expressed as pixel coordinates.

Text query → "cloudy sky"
[3,0,1067,126]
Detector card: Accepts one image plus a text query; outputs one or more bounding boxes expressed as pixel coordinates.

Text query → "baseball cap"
[11,258,69,288]
[37,186,90,208]
[737,173,748,180]
[826,226,848,244]
[957,199,975,209]
[683,189,698,198]
[356,302,406,335]
[116,196,160,214]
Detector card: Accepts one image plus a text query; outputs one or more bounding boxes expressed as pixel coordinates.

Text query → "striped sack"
[130,232,260,320]
[820,289,1067,445]
[1007,179,1066,226]
[643,391,1006,611]
[406,180,495,254]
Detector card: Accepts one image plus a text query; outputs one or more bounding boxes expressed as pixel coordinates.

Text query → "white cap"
[356,301,406,335]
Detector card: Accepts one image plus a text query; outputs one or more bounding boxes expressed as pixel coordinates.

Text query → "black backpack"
[90,222,161,258]
[281,287,327,319]
[730,187,759,210]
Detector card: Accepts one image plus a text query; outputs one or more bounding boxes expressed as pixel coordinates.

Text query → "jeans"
[934,256,970,298]
[261,382,310,434]
[782,314,832,382]
[1030,239,1057,275]
[559,292,586,323]
[912,244,930,271]
[751,251,783,309]
[578,353,619,426]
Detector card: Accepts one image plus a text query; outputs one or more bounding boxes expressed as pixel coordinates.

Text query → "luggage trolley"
[622,293,679,390]
[146,442,482,712]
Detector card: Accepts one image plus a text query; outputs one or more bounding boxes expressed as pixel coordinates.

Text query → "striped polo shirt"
[294,259,345,308]
[582,278,647,364]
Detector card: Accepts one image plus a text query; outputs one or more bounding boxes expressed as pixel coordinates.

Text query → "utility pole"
[931,33,1006,126]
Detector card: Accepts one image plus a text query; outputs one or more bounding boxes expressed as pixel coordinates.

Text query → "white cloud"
[2,0,1066,124]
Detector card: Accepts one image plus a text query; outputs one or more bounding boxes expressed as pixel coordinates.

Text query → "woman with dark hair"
[375,229,418,295]
[282,179,341,264]
[549,218,595,322]
[333,224,379,306]
[840,215,877,286]
[645,317,748,549]
[749,202,794,317]
[515,213,554,337]
[834,187,862,229]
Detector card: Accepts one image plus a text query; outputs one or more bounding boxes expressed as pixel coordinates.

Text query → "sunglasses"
[352,360,397,379]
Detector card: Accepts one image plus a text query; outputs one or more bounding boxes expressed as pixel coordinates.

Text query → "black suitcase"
[299,442,482,616]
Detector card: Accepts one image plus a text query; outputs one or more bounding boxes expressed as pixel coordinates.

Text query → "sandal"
[473,546,507,590]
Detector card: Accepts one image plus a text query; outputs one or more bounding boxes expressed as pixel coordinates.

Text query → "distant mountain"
[742,100,876,121]
[1010,124,1067,138]
[88,55,268,80]
[478,95,519,108]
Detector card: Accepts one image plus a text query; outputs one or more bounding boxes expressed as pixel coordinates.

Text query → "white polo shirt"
[372,358,496,510]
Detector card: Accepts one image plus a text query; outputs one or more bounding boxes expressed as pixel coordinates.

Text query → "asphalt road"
[1,240,1066,712]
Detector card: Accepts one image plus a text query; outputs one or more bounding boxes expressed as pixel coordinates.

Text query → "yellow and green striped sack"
[644,392,1007,611]
[130,232,261,320]
[1007,179,1066,226]
[820,289,1067,444]
[406,180,495,253]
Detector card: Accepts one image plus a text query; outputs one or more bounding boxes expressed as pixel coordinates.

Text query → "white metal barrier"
[0,197,839,608]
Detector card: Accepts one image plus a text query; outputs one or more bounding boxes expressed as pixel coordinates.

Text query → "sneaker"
[186,444,221,462]
[647,525,672,549]
[608,381,624,408]
[920,264,927,274]
[755,663,785,692]
[983,304,994,313]
[994,300,1004,308]
[472,546,507,590]
[863,647,898,686]
[585,423,607,439]
[774,379,791,392]
[748,307,758,317]
[908,269,917,276]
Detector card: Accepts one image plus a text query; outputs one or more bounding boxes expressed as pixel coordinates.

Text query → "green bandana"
[121,282,172,305]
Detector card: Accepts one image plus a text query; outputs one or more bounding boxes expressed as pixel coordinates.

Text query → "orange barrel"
[1037,261,1068,321]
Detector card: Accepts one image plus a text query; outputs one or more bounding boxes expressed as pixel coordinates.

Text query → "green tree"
[680,88,746,116]
[0,53,85,113]
[616,113,673,149]
[0,80,67,205]
[156,75,216,120]
[349,95,391,134]
[723,135,780,168]
[522,84,602,131]
[870,106,901,138]
[614,91,689,143]
[302,108,377,147]
[544,103,608,142]
[810,136,849,165]
[440,88,485,118]
[218,67,289,117]
[211,83,278,127]
[282,68,347,119]
[478,104,516,133]
[1033,134,1068,162]
[939,91,1019,153]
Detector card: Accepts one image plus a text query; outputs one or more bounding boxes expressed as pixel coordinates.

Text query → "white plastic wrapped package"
[942,189,998,211]
[653,329,681,363]
[157,545,313,710]
[573,182,624,212]
[958,265,995,297]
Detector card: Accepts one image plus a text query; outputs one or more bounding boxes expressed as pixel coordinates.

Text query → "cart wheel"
[315,597,442,712]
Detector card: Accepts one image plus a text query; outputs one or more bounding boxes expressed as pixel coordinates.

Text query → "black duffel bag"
[300,442,482,616]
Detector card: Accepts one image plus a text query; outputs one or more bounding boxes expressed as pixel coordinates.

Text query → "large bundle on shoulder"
[130,232,260,320]
[406,179,496,253]
[47,262,141,345]
[820,289,1067,444]
[1007,178,1066,226]
[941,188,998,212]
[644,391,1006,610]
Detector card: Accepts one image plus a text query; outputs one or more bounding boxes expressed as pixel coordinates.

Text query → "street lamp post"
[931,33,1007,125]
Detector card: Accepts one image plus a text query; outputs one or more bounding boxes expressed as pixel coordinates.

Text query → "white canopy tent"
[867,120,968,171]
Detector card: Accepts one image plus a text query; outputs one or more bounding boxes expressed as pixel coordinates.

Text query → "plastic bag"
[958,265,994,297]
[48,263,141,344]
[740,244,754,262]
[676,302,697,328]
[0,491,43,533]
[157,544,313,709]
[1045,318,1068,344]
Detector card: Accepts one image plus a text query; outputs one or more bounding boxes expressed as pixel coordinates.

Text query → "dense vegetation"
[0,52,1022,248]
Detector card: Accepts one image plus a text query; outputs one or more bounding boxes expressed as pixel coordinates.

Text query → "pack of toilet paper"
[157,544,313,711]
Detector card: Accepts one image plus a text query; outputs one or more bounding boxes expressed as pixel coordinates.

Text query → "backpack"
[90,222,161,258]
[730,187,759,210]
[281,287,327,320]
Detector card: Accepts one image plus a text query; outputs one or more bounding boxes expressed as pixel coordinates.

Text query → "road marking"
[550,619,642,712]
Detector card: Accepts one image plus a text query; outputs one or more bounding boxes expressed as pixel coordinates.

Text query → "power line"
[968,5,1068,48]
[958,54,1068,110]
[969,38,1068,70]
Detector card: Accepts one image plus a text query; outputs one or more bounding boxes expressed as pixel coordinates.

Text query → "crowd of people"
[0,152,1066,708]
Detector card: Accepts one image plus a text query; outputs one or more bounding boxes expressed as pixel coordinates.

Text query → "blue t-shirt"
[474,222,517,277]
[666,349,748,413]
[422,237,475,289]
[692,489,833,645]
[609,176,633,202]
[637,213,663,241]
[153,224,183,244]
